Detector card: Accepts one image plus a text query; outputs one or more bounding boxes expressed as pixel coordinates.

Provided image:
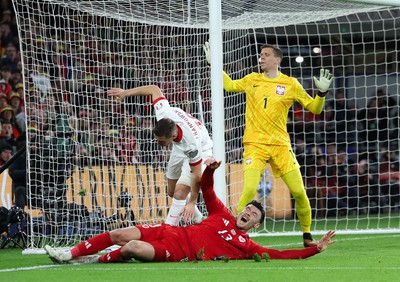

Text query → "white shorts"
[166,149,213,187]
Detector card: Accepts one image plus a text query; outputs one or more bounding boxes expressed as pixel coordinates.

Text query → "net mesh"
[9,0,400,248]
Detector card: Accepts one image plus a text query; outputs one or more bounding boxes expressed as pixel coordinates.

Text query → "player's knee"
[123,240,145,257]
[110,228,135,245]
[290,186,308,200]
[173,185,190,200]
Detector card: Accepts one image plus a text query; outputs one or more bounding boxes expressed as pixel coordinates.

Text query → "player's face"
[155,135,174,147]
[236,204,262,231]
[259,47,280,72]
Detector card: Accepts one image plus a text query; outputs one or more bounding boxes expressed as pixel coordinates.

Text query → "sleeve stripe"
[189,159,202,167]
[152,97,167,105]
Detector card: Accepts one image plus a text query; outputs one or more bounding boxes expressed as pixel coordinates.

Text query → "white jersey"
[153,97,213,180]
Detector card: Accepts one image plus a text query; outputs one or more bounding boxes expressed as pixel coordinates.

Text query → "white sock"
[193,205,203,223]
[165,198,186,226]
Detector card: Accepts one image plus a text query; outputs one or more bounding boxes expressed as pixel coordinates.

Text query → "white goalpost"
[9,0,400,251]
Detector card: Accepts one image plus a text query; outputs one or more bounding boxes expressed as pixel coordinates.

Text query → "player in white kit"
[108,85,213,225]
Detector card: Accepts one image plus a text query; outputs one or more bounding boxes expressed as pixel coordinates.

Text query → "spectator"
[0,64,12,98]
[8,139,27,209]
[0,92,8,109]
[358,89,398,161]
[120,117,138,164]
[347,157,380,214]
[304,145,326,216]
[0,22,14,49]
[137,118,164,166]
[0,119,17,149]
[324,146,348,216]
[0,106,21,139]
[0,42,19,69]
[323,91,356,149]
[378,147,400,211]
[8,91,23,114]
[0,141,12,165]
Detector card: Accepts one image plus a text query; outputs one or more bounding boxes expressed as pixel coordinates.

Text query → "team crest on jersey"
[238,235,246,243]
[245,158,252,165]
[185,150,198,158]
[155,101,164,110]
[276,85,286,95]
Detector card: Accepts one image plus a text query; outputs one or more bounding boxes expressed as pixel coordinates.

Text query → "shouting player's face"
[236,204,262,231]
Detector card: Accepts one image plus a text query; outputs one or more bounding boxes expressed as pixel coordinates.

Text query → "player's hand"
[317,230,336,252]
[107,88,126,102]
[182,202,195,222]
[205,158,221,170]
[313,69,333,94]
[203,41,211,65]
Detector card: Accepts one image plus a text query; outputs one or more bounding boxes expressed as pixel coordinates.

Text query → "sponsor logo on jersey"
[231,229,236,235]
[238,235,246,243]
[185,150,198,159]
[166,250,171,258]
[246,158,252,165]
[276,85,286,95]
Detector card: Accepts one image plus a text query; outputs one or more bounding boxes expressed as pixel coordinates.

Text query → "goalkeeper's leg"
[281,168,317,247]
[237,169,262,213]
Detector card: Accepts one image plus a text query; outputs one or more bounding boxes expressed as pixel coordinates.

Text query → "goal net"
[10,0,400,249]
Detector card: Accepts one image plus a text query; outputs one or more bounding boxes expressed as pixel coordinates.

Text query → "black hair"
[260,44,283,61]
[246,200,265,223]
[152,118,176,138]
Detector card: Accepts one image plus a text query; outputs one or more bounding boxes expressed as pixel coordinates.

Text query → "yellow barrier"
[0,164,292,220]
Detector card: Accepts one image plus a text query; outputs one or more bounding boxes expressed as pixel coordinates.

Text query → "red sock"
[70,232,113,258]
[98,248,123,263]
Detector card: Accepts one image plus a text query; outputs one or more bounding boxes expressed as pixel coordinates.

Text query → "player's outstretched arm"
[317,230,336,252]
[107,85,165,102]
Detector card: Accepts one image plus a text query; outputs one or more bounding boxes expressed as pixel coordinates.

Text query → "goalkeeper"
[203,42,333,247]
[45,158,336,264]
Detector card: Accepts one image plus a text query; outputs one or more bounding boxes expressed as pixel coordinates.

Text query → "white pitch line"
[0,265,63,273]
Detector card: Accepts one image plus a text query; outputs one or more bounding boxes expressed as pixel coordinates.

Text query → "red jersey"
[138,167,319,262]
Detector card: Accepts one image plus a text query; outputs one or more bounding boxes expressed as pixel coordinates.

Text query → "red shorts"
[136,223,195,262]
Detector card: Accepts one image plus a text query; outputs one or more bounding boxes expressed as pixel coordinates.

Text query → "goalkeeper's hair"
[260,44,283,61]
[152,118,176,138]
[246,200,265,223]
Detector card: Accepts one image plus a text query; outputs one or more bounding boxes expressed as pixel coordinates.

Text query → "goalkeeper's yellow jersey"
[223,71,325,146]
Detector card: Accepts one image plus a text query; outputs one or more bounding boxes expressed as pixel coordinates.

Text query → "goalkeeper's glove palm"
[313,69,333,94]
[203,41,211,65]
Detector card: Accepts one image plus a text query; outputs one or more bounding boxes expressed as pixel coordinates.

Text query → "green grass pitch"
[1,233,399,282]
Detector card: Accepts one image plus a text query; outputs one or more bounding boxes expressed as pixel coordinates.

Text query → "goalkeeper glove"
[313,69,333,96]
[203,41,211,65]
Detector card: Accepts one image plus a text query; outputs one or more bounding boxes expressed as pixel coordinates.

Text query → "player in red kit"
[45,158,336,264]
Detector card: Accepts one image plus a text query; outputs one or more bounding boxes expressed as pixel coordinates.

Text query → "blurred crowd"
[0,0,399,216]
